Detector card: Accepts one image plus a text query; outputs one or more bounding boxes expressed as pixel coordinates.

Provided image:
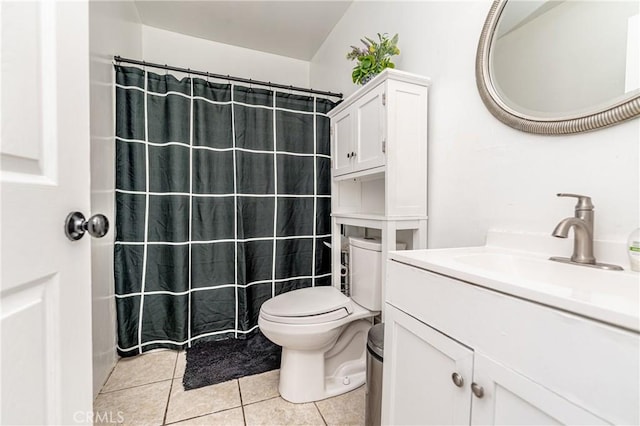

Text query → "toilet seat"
[260,286,354,325]
[260,308,351,325]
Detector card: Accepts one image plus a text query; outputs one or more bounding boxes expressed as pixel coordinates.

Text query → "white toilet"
[259,237,403,403]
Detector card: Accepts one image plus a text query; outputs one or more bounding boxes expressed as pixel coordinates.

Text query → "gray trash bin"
[366,323,384,426]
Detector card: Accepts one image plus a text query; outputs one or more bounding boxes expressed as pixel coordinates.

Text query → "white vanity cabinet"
[382,259,640,425]
[383,305,474,425]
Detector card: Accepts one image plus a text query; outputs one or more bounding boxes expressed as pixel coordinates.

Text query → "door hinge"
[382,93,386,106]
[382,140,386,153]
[330,126,334,136]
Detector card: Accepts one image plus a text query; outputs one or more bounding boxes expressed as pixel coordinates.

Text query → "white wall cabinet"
[382,260,639,425]
[332,83,386,177]
[329,69,429,217]
[328,70,431,306]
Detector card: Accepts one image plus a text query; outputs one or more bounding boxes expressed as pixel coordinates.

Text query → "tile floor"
[94,350,365,425]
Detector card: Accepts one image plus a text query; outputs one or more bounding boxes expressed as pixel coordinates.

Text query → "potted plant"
[347,33,400,85]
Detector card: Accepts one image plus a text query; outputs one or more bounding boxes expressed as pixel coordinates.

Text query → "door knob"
[65,212,110,241]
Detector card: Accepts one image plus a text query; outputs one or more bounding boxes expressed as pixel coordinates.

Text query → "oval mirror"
[476,0,640,134]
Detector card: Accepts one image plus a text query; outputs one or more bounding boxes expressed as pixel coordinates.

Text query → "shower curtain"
[114,65,336,356]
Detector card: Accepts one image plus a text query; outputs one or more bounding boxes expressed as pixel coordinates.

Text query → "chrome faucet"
[551,193,596,264]
[550,193,623,270]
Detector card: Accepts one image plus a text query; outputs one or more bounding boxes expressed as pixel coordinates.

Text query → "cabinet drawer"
[386,259,640,424]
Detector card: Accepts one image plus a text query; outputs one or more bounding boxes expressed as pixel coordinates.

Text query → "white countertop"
[388,234,640,332]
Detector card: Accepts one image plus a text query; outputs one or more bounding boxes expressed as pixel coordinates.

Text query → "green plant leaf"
[347,32,400,83]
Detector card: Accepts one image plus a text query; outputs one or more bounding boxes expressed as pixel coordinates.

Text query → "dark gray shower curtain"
[114,65,335,356]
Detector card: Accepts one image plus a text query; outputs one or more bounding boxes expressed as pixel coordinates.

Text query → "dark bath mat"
[183,331,281,390]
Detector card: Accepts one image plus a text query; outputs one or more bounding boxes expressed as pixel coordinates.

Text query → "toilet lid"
[261,286,353,318]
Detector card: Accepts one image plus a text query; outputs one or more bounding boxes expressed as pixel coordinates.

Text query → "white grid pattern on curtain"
[114,65,335,355]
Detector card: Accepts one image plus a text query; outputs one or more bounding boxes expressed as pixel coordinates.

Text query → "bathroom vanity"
[382,234,639,425]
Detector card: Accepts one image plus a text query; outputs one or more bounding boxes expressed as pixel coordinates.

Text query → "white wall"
[142,25,310,87]
[310,1,640,250]
[89,0,142,398]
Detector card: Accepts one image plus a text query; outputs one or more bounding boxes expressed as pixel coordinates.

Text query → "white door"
[471,354,608,425]
[1,1,94,424]
[382,305,474,425]
[354,83,385,172]
[332,109,354,176]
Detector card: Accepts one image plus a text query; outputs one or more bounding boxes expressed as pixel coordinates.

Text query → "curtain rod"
[114,55,343,99]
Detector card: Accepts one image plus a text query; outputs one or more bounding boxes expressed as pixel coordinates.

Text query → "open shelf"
[332,213,428,229]
[332,166,385,182]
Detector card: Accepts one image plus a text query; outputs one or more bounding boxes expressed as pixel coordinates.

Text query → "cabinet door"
[382,305,474,426]
[332,108,354,176]
[354,83,386,172]
[471,354,608,425]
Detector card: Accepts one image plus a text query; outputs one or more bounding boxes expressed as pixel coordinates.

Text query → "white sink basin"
[389,245,640,332]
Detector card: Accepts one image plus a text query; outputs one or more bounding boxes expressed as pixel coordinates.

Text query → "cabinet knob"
[471,382,484,398]
[451,372,464,388]
[352,151,357,157]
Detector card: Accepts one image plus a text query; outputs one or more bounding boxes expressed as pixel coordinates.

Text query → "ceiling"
[133,1,353,60]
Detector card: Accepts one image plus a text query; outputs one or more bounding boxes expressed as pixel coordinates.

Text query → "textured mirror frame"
[476,1,640,135]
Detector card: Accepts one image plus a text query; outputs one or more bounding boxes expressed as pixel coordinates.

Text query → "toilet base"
[278,319,371,403]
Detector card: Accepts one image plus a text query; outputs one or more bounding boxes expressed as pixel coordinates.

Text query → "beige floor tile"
[93,380,171,425]
[238,369,280,405]
[315,386,366,426]
[174,351,186,378]
[167,407,245,426]
[102,350,178,393]
[165,378,242,424]
[244,397,325,426]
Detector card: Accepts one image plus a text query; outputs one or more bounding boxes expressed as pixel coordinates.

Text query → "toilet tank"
[348,237,406,311]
